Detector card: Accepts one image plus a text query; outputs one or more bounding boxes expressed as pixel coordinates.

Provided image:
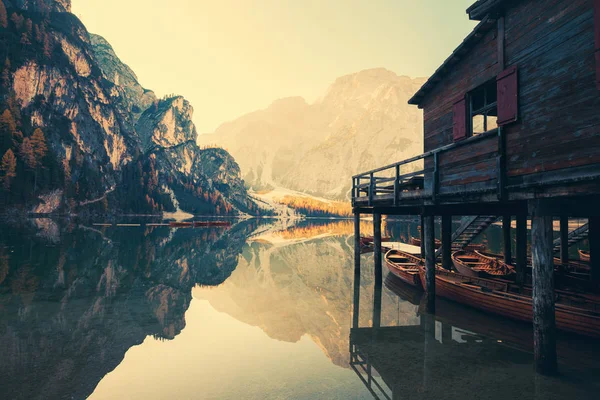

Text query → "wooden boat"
[360,235,391,246]
[410,237,485,252]
[384,249,423,287]
[452,251,515,278]
[410,237,441,249]
[579,250,590,262]
[418,265,600,338]
[169,221,193,228]
[193,221,232,227]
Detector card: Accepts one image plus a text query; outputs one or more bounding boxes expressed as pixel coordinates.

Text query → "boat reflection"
[350,272,600,400]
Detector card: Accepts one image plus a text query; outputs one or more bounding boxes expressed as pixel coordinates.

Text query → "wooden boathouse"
[352,0,600,375]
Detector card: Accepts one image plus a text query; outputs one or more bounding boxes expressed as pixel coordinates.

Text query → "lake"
[0,218,598,399]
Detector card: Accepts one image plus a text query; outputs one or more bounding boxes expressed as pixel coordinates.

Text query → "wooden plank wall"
[422,28,499,152]
[504,0,600,179]
[419,0,600,198]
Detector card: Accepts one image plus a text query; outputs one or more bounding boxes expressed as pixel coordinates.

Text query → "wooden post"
[503,215,512,264]
[353,211,361,330]
[559,216,569,270]
[373,212,383,284]
[373,274,382,329]
[516,214,527,287]
[420,215,425,258]
[590,217,600,287]
[441,215,452,270]
[424,215,436,313]
[531,211,557,375]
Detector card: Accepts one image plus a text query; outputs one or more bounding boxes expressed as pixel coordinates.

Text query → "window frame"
[468,80,498,137]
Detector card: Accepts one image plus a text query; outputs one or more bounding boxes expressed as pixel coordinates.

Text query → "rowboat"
[452,251,515,279]
[410,237,441,249]
[418,265,600,338]
[193,221,232,227]
[579,250,590,262]
[360,235,391,246]
[410,237,486,252]
[384,249,423,287]
[169,221,193,228]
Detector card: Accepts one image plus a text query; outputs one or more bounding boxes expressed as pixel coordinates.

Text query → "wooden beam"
[354,211,361,274]
[420,215,425,258]
[373,213,383,284]
[441,215,452,270]
[559,216,569,266]
[424,215,436,313]
[531,211,557,375]
[516,214,527,287]
[373,212,383,329]
[590,217,600,287]
[353,216,361,330]
[503,215,512,264]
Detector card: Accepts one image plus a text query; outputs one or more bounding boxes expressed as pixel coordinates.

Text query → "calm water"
[0,218,598,400]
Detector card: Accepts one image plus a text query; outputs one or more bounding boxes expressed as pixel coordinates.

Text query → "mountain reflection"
[0,219,259,400]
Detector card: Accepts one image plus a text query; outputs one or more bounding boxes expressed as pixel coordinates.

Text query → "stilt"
[516,214,527,287]
[372,275,382,329]
[354,211,361,274]
[503,215,512,264]
[424,215,436,313]
[353,211,361,330]
[559,216,569,273]
[590,216,600,287]
[441,215,452,270]
[373,212,382,284]
[531,210,557,375]
[420,215,425,258]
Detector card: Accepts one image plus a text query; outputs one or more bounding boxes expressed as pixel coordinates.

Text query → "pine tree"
[0,109,17,154]
[30,128,48,161]
[1,58,10,89]
[0,1,7,29]
[0,149,16,190]
[19,137,36,170]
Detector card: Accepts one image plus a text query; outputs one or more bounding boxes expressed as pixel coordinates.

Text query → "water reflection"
[351,268,600,400]
[0,218,597,399]
[0,219,259,400]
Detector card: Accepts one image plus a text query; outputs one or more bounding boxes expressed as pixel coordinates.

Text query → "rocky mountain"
[199,68,426,200]
[0,0,257,215]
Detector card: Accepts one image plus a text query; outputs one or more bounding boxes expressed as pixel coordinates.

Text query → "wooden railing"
[352,128,504,207]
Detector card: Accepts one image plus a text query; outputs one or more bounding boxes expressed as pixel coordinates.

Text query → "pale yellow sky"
[73,0,476,133]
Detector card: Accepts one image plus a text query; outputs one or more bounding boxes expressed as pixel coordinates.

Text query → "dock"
[352,0,600,376]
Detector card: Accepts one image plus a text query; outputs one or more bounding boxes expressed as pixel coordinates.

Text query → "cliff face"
[200,68,426,200]
[0,0,255,215]
[5,0,71,12]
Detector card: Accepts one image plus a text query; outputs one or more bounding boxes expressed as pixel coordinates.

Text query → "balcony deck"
[352,127,600,215]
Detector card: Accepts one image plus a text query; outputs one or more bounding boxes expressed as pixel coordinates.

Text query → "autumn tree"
[19,137,36,170]
[10,13,23,31]
[1,58,10,89]
[30,128,48,161]
[0,149,16,190]
[0,109,21,154]
[0,0,7,29]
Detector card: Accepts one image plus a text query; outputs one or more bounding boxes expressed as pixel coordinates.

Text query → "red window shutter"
[497,66,518,125]
[452,98,467,141]
[595,0,600,89]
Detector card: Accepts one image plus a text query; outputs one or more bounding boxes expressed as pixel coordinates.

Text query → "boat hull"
[384,250,422,288]
[418,266,600,338]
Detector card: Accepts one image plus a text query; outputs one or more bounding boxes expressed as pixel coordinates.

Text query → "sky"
[73,0,477,133]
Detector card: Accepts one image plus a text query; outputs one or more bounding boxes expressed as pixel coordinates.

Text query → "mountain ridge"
[199,68,427,200]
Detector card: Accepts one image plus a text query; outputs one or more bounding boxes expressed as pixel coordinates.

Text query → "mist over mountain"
[200,68,426,200]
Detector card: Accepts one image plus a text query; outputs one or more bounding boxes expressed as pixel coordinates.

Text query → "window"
[468,80,498,136]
